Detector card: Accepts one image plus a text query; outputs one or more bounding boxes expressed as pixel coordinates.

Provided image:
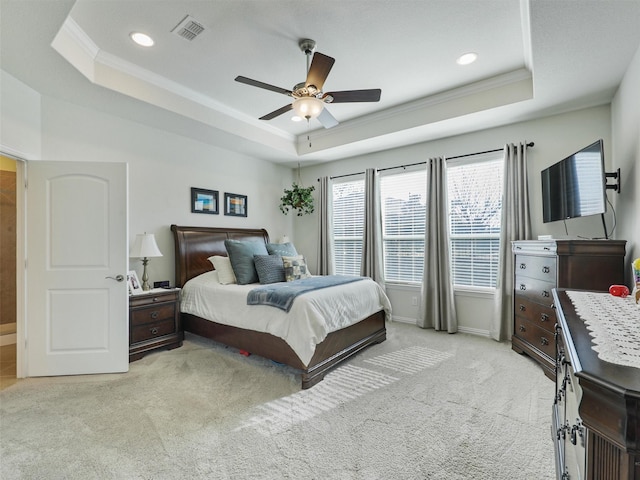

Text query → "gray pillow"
[224,239,268,284]
[266,242,298,257]
[253,255,286,284]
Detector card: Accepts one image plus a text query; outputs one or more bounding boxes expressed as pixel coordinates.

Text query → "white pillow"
[208,256,237,284]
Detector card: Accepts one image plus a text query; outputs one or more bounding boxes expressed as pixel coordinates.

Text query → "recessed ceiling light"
[456,52,478,65]
[291,115,303,122]
[130,32,154,47]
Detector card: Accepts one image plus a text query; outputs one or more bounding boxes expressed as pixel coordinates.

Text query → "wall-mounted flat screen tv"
[541,139,606,223]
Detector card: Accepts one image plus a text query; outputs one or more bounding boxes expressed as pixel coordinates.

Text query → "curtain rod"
[321,142,534,180]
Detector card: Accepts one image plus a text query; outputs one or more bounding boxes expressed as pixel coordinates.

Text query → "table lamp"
[130,233,163,291]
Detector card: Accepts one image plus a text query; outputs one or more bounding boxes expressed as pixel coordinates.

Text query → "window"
[332,178,364,275]
[380,169,427,283]
[447,153,504,288]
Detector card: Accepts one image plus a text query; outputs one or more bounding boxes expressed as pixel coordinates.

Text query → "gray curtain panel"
[419,157,457,332]
[492,143,532,341]
[361,168,385,286]
[316,176,334,276]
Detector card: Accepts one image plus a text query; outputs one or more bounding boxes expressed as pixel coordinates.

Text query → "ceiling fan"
[235,39,381,129]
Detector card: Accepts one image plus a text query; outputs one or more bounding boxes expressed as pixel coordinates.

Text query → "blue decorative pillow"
[282,255,312,282]
[224,239,268,285]
[266,242,298,257]
[253,255,286,284]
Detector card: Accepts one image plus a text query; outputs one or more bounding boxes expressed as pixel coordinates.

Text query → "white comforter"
[180,271,392,366]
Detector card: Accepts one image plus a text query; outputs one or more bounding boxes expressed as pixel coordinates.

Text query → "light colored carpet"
[0,322,555,479]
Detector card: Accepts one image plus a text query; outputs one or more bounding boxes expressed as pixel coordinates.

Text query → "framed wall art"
[191,187,219,215]
[224,192,247,217]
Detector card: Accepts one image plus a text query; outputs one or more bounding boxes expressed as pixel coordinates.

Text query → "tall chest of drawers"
[511,239,626,379]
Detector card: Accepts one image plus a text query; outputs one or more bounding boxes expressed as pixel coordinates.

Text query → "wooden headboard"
[170,225,269,287]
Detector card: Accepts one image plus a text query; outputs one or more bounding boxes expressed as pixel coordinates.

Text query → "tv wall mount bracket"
[605,168,621,193]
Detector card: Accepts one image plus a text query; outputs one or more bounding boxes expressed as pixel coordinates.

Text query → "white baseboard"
[390,315,417,325]
[458,326,491,337]
[390,317,492,338]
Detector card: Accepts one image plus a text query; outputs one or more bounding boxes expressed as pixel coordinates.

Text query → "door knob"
[105,275,125,282]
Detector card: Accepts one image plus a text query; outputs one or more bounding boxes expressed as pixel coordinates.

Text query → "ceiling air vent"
[171,15,205,41]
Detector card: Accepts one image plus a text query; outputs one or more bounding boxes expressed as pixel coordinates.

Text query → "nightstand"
[129,288,183,362]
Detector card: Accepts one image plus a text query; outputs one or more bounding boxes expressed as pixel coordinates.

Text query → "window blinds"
[447,156,504,288]
[380,169,427,283]
[332,179,364,276]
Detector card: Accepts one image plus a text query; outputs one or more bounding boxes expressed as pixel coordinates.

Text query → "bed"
[170,225,389,389]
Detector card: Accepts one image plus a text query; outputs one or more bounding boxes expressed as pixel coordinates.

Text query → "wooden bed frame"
[170,225,386,389]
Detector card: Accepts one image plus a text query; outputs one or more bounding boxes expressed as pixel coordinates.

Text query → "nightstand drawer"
[129,291,177,308]
[131,318,176,344]
[130,303,176,327]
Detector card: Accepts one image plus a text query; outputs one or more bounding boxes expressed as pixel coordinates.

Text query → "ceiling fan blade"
[325,89,381,103]
[235,76,292,96]
[259,104,293,121]
[317,108,339,129]
[305,52,335,91]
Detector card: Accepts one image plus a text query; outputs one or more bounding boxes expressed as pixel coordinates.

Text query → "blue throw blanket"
[247,275,366,312]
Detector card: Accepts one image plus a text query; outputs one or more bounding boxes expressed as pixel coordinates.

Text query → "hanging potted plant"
[279,164,315,216]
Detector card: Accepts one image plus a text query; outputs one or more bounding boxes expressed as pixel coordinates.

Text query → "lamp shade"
[292,97,324,119]
[130,233,162,258]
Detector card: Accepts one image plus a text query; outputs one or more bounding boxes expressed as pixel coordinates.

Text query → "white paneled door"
[26,161,128,376]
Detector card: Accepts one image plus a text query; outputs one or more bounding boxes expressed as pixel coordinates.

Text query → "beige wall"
[612,42,640,281]
[295,105,617,333]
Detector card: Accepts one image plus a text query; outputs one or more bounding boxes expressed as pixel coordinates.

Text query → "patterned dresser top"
[567,290,640,369]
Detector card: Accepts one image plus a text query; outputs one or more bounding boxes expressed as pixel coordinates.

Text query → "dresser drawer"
[130,303,176,327]
[514,295,556,333]
[131,318,176,344]
[515,254,556,282]
[514,316,555,359]
[514,276,555,304]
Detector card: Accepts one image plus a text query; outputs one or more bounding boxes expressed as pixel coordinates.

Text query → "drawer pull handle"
[540,313,549,322]
[542,266,550,273]
[541,337,549,346]
[150,311,159,319]
[519,284,526,291]
[152,297,159,302]
[519,325,526,332]
[519,304,526,312]
[519,263,526,270]
[541,290,550,298]
[150,327,159,335]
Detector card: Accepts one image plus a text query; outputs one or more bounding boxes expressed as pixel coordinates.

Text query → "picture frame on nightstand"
[127,270,142,295]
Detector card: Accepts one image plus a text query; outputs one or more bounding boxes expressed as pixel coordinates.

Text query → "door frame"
[16,158,25,378]
[0,150,26,378]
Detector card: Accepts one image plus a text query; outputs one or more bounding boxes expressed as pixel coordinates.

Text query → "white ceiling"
[2,0,640,167]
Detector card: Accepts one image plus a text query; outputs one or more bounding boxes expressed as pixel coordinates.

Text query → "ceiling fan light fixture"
[292,97,324,119]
